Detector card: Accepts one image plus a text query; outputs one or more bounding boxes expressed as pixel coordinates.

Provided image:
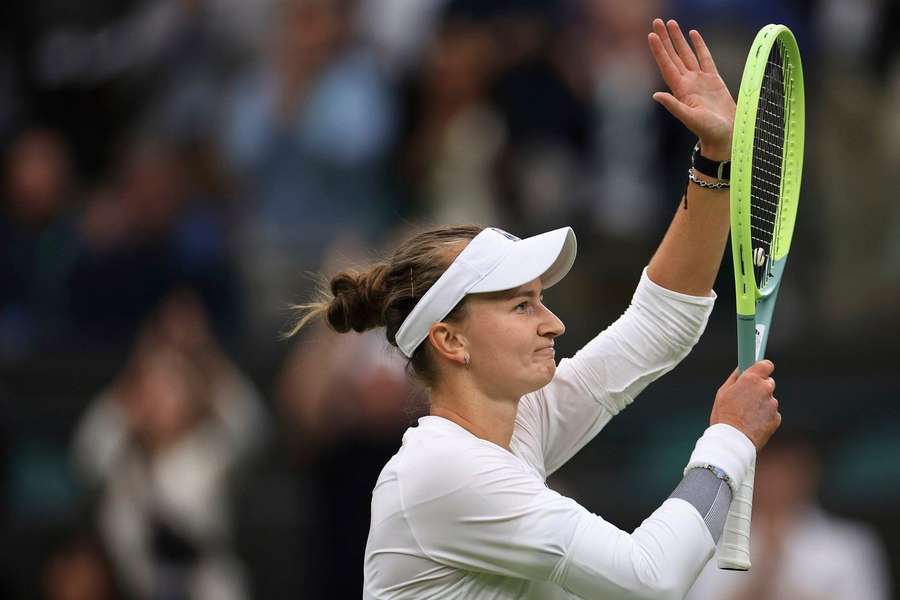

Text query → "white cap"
[395,226,577,358]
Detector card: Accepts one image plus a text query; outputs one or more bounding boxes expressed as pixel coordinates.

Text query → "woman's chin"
[524,363,556,393]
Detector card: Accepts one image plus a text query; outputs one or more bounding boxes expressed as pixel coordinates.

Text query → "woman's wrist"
[698,139,731,162]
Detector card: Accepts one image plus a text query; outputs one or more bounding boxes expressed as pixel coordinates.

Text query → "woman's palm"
[648,18,736,156]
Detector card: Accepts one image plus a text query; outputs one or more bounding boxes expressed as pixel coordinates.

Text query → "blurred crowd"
[1,0,898,598]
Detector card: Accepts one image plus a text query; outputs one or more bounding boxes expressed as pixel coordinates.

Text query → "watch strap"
[692,142,731,180]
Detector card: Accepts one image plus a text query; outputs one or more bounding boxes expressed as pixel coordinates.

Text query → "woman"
[292,19,780,599]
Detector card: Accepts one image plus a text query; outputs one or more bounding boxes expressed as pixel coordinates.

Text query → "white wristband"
[684,424,756,495]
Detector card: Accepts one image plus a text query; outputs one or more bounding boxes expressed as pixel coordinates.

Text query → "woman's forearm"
[646,169,731,297]
[645,18,737,297]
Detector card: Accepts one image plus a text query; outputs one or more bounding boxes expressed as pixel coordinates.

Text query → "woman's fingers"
[648,33,682,90]
[724,367,741,387]
[652,91,699,126]
[689,29,719,74]
[652,18,685,74]
[666,19,701,71]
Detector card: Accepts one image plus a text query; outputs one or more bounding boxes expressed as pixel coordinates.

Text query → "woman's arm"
[513,269,715,476]
[645,19,736,297]
[511,20,737,477]
[402,425,755,600]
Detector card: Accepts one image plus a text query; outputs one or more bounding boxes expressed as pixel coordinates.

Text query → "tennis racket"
[717,24,805,571]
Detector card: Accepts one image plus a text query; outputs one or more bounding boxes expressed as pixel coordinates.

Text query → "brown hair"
[288,225,485,386]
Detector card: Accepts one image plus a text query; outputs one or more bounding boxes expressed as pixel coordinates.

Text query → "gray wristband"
[669,466,733,542]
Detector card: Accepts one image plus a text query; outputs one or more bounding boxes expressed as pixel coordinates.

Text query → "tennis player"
[292,19,781,599]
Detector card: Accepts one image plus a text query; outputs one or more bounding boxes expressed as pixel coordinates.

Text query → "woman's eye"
[515,302,528,312]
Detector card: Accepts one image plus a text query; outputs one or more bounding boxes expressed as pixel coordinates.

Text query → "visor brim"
[468,227,576,294]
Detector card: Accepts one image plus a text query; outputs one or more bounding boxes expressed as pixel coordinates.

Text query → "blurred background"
[0,0,898,598]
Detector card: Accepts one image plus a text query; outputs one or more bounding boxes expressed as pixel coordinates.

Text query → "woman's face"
[458,277,565,399]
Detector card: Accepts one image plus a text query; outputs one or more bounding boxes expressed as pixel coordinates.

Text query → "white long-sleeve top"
[363,268,755,599]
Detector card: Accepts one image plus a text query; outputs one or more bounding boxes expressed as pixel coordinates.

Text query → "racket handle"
[717,459,755,570]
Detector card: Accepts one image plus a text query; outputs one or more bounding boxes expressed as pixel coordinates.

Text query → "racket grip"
[717,459,755,570]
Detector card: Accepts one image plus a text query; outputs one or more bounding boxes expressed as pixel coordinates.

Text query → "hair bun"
[326,266,387,333]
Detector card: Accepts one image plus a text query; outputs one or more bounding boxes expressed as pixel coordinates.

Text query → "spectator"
[38,528,121,600]
[222,0,396,335]
[231,239,418,598]
[393,2,505,226]
[814,0,899,336]
[66,138,240,348]
[72,297,267,600]
[580,0,669,239]
[490,1,593,232]
[0,127,80,358]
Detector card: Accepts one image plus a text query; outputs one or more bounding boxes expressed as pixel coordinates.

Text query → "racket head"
[730,25,805,317]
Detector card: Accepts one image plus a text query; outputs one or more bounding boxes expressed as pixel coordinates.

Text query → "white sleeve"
[512,268,717,476]
[72,391,129,485]
[402,442,737,600]
[833,525,893,600]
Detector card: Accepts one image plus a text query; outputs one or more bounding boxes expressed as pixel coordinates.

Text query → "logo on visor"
[489,228,520,241]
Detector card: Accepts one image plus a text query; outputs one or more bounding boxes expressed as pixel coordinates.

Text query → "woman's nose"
[538,307,565,338]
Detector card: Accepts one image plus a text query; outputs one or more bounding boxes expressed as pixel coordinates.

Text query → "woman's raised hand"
[648,18,736,161]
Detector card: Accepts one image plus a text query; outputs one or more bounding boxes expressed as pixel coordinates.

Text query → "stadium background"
[1,0,898,598]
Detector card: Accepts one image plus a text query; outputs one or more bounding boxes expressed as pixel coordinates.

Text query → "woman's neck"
[429,380,519,450]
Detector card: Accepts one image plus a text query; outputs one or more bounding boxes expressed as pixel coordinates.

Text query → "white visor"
[395,226,577,357]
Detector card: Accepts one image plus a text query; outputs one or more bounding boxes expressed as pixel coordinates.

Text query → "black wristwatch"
[692,142,731,180]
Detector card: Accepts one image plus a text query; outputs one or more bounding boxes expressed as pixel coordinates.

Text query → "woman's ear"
[427,322,468,367]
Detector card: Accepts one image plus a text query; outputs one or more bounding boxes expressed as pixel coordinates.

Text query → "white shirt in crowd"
[364,268,754,599]
[686,506,891,600]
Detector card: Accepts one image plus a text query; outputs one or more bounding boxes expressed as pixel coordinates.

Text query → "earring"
[463,353,470,368]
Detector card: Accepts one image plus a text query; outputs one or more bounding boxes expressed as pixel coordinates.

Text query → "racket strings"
[750,41,787,288]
